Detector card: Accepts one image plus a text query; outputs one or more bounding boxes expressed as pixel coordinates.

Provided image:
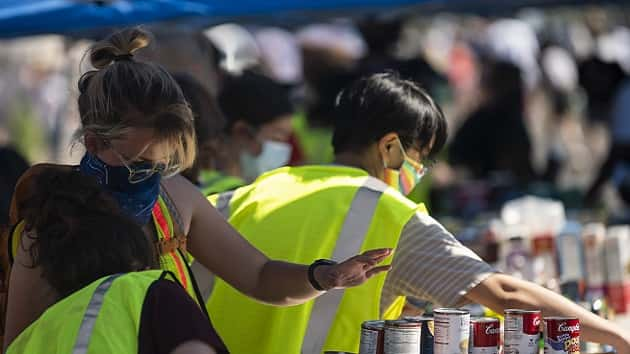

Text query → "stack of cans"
[358,308,582,354]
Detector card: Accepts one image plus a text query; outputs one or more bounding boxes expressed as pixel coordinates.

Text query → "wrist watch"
[308,259,337,291]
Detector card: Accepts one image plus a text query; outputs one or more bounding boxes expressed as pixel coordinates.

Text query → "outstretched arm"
[466,273,630,354]
[184,177,391,305]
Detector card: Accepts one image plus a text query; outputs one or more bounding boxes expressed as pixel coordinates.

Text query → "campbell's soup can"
[434,308,470,354]
[504,309,541,354]
[469,318,500,354]
[544,317,580,354]
[359,320,385,354]
[404,316,435,354]
[384,320,421,354]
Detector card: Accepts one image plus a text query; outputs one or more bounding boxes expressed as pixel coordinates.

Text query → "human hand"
[314,248,393,290]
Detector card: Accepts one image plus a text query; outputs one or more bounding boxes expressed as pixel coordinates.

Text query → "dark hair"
[218,70,293,131]
[0,147,29,227]
[76,27,196,173]
[358,17,403,55]
[173,73,225,145]
[480,59,524,109]
[173,73,226,182]
[332,72,447,157]
[19,169,153,298]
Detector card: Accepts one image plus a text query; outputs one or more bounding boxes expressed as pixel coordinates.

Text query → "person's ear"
[377,133,401,168]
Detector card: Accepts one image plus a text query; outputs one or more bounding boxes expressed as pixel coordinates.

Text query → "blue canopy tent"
[2,0,627,39]
[0,0,433,38]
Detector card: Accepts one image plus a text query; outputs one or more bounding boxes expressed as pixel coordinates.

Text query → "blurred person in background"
[0,146,29,229]
[142,29,224,97]
[206,72,630,354]
[578,57,626,124]
[293,23,365,165]
[585,74,630,206]
[172,73,233,195]
[357,17,445,96]
[449,59,536,184]
[2,28,394,349]
[6,169,226,354]
[216,70,295,184]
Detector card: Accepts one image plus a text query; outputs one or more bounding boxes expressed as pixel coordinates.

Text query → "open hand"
[314,248,393,290]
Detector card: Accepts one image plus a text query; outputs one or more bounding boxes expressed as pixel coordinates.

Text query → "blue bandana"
[79,153,160,225]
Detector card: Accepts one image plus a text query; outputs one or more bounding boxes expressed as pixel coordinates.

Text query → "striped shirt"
[194,210,496,313]
[381,211,496,314]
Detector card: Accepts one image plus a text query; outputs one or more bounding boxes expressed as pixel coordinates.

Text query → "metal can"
[469,318,500,354]
[359,320,385,354]
[544,317,580,354]
[384,320,421,354]
[504,309,541,354]
[434,308,470,354]
[404,316,435,354]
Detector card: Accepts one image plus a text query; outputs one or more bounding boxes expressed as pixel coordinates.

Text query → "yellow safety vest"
[207,165,425,354]
[198,169,245,196]
[9,194,201,305]
[7,270,175,354]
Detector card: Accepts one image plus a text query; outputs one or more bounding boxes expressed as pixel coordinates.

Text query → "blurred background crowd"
[4,5,630,221]
[3,1,630,321]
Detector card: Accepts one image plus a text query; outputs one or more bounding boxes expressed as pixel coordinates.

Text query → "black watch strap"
[308,259,337,291]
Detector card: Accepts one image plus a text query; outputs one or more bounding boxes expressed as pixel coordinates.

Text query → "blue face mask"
[79,153,160,225]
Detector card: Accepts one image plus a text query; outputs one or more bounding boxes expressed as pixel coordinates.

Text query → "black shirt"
[138,279,228,354]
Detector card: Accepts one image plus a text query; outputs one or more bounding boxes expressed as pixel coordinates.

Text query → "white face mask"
[240,140,292,182]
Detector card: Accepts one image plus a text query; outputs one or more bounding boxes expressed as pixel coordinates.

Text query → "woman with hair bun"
[2,28,392,349]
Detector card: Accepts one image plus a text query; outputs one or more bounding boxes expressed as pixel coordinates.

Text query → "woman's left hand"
[314,248,393,290]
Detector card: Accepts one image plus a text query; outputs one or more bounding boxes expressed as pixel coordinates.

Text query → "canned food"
[434,308,470,354]
[544,317,580,354]
[404,316,435,354]
[384,319,421,354]
[469,317,500,354]
[359,320,385,354]
[504,309,541,354]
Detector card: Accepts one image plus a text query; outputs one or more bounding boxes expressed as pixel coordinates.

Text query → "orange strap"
[152,199,189,290]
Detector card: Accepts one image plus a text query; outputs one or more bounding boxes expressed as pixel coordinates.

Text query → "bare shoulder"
[160,175,206,233]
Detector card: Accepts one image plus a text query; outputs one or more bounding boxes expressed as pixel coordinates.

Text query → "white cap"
[597,26,630,73]
[254,27,303,84]
[541,46,578,92]
[296,22,367,60]
[204,23,260,74]
[485,19,541,89]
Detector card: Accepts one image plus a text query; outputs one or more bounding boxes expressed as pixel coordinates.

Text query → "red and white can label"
[469,318,499,354]
[544,318,580,354]
[504,310,541,354]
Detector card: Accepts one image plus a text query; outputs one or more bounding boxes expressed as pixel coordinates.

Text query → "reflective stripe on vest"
[206,166,419,353]
[301,177,387,354]
[216,191,235,219]
[7,270,171,354]
[152,196,198,303]
[72,274,122,354]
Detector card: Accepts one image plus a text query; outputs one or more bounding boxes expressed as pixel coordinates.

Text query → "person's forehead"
[261,115,293,131]
[258,116,294,138]
[111,128,170,162]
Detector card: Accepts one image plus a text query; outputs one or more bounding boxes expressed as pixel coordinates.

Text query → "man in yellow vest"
[6,169,226,354]
[207,73,630,354]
